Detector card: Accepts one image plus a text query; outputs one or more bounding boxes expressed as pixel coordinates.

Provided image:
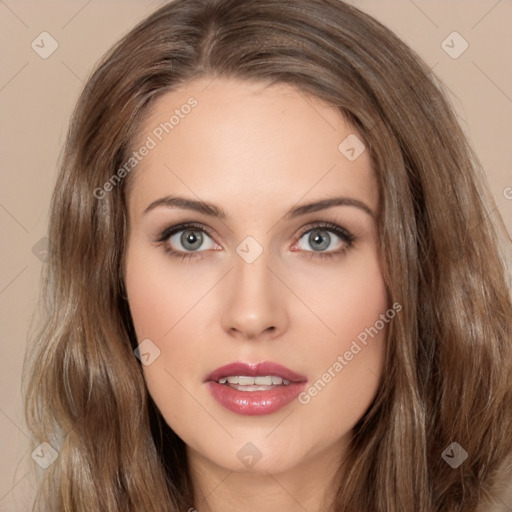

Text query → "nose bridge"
[220,240,288,339]
[234,245,272,295]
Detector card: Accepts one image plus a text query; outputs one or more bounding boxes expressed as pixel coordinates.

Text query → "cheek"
[287,245,389,343]
[291,249,389,428]
[124,244,213,341]
[328,257,388,340]
[124,245,209,441]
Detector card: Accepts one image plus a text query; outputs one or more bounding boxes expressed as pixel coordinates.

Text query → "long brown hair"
[23,0,512,510]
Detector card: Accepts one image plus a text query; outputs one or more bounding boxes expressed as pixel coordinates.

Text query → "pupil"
[181,230,203,251]
[309,230,330,251]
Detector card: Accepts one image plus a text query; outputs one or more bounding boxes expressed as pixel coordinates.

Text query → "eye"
[168,229,216,252]
[156,222,220,260]
[293,222,356,259]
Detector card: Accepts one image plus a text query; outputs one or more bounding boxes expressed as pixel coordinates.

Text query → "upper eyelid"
[158,222,215,241]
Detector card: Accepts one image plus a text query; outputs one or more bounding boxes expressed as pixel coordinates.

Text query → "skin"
[124,76,389,512]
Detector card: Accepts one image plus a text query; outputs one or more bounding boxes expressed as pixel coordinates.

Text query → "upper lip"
[205,361,307,384]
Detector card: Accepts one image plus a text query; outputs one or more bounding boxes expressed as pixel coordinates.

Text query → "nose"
[220,250,289,341]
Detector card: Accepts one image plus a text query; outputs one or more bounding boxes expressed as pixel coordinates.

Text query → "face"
[124,76,389,478]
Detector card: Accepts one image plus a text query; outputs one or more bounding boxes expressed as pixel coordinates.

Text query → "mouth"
[205,361,307,415]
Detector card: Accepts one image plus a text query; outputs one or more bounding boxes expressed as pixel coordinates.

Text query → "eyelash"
[154,221,357,262]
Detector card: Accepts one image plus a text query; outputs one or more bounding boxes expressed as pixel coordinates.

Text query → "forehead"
[126,76,378,219]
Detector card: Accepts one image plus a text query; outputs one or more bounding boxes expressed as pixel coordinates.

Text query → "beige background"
[1,0,511,509]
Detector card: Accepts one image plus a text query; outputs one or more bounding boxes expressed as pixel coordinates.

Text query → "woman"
[23,0,512,510]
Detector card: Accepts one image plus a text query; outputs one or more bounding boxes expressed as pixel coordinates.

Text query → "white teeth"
[255,376,272,385]
[218,375,291,386]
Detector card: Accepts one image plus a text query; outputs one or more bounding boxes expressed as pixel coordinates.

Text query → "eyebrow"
[143,195,375,219]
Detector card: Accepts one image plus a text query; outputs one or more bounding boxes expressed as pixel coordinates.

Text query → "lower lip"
[206,381,307,415]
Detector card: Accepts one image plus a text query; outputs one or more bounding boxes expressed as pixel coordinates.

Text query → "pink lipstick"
[205,361,307,415]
